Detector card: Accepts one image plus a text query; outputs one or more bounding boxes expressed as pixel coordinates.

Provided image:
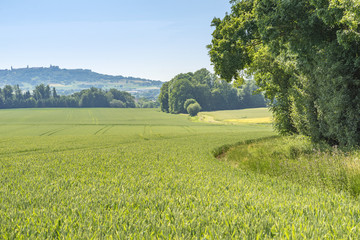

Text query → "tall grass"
[223,135,360,196]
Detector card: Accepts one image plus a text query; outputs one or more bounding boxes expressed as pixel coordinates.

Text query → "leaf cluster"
[209,0,360,146]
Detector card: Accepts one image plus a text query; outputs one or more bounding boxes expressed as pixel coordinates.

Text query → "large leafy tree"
[208,0,360,146]
[159,82,170,113]
[168,77,194,114]
[79,88,109,107]
[3,85,13,101]
[108,88,135,108]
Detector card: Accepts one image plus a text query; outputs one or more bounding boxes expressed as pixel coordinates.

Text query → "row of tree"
[0,84,136,108]
[159,68,266,114]
[208,0,360,146]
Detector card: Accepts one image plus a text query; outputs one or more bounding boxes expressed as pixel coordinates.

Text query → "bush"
[187,103,201,116]
[184,99,197,111]
[109,99,126,108]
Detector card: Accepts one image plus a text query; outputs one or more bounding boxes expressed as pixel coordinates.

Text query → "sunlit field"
[1,108,360,238]
[198,108,272,124]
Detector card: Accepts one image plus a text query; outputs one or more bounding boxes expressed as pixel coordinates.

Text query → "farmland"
[1,108,360,238]
[197,108,272,124]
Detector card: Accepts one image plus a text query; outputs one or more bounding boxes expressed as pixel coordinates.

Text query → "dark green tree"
[187,103,202,117]
[108,88,135,108]
[52,87,59,98]
[3,85,13,101]
[208,0,360,146]
[159,82,170,112]
[3,85,13,107]
[79,88,108,107]
[184,99,198,111]
[168,78,194,113]
[14,85,23,101]
[34,84,46,100]
[44,85,51,99]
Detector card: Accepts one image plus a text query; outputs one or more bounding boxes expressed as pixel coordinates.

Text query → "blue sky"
[0,0,231,81]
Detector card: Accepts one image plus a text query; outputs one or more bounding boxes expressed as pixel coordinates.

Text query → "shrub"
[109,99,126,108]
[187,103,201,116]
[184,99,197,111]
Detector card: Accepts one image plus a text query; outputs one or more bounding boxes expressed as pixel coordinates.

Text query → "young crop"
[0,108,360,238]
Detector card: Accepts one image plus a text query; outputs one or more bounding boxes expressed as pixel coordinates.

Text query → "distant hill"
[0,66,163,96]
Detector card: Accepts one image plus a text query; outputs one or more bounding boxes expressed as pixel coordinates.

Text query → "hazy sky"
[0,0,231,81]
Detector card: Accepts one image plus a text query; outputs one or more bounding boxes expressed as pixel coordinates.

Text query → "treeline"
[208,0,360,146]
[159,68,266,114]
[0,84,136,108]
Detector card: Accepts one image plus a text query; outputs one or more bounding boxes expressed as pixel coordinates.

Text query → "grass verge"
[219,135,360,197]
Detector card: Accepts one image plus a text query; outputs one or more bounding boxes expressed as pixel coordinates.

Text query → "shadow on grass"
[214,135,360,197]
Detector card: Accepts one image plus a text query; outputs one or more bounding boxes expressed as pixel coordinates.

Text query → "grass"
[197,108,272,124]
[1,108,360,238]
[222,135,360,197]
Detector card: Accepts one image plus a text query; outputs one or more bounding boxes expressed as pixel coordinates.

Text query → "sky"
[0,0,231,81]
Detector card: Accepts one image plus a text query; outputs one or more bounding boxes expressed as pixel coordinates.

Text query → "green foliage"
[131,89,161,102]
[79,88,109,107]
[168,77,194,113]
[159,81,170,112]
[0,85,136,109]
[208,0,360,146]
[159,68,266,114]
[52,87,58,98]
[109,99,126,108]
[183,98,197,110]
[108,88,136,108]
[224,135,360,196]
[187,102,201,116]
[136,97,160,108]
[3,85,13,102]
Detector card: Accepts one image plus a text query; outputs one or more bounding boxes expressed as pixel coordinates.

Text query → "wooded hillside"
[0,66,162,95]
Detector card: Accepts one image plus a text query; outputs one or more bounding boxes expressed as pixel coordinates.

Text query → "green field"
[1,108,360,238]
[198,108,272,124]
[201,108,272,120]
